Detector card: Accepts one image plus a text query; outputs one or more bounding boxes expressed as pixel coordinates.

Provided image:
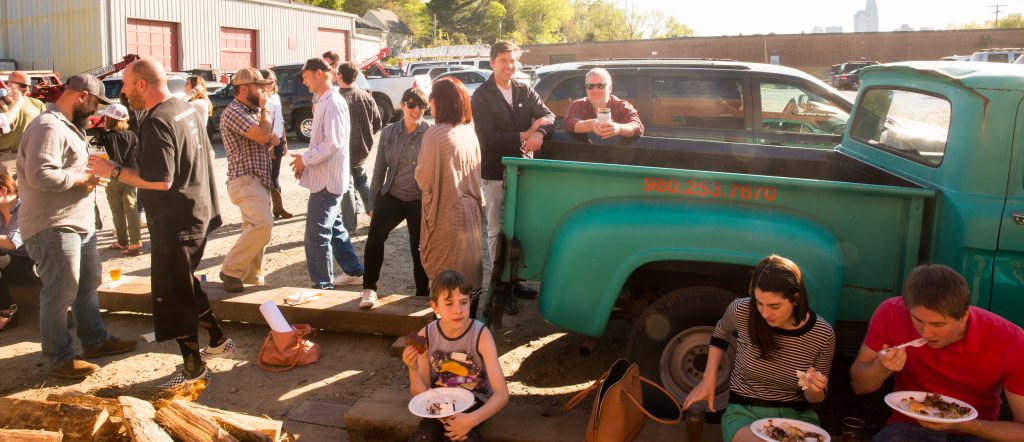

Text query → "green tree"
[649,14,696,39]
[292,0,345,12]
[507,0,571,43]
[561,0,629,42]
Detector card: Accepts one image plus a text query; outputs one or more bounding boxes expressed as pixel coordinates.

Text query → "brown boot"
[83,336,138,359]
[50,357,99,379]
[271,188,293,219]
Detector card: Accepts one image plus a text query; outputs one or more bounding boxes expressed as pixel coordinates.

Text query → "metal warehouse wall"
[1,0,357,76]
[521,28,1024,78]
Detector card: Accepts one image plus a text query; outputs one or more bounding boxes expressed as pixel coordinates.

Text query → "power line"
[990,4,1008,27]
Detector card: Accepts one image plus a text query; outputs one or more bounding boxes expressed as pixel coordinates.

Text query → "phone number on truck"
[643,177,778,202]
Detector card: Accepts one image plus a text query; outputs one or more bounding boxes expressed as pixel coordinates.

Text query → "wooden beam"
[179,402,280,442]
[0,397,114,442]
[0,429,63,442]
[46,391,120,417]
[154,400,238,442]
[91,375,209,409]
[96,279,432,336]
[118,396,173,442]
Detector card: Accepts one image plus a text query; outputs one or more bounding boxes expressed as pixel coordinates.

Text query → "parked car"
[830,61,878,89]
[404,58,491,75]
[209,63,376,143]
[101,76,186,101]
[0,70,61,87]
[408,64,473,79]
[970,48,1024,63]
[432,69,531,97]
[365,73,432,123]
[532,59,853,149]
[842,69,863,90]
[941,55,970,61]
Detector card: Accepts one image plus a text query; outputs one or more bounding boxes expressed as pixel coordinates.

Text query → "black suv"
[209,63,374,143]
[830,61,878,90]
[533,60,853,149]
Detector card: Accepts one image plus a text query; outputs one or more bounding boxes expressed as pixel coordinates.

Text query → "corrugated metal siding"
[0,0,103,75]
[107,0,357,70]
[352,34,384,62]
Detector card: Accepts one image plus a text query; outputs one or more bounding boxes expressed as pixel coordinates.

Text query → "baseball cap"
[232,68,272,86]
[65,74,113,105]
[101,103,130,121]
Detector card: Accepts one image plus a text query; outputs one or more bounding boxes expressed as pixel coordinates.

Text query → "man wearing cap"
[17,74,137,380]
[1,71,46,174]
[89,58,229,387]
[217,68,277,293]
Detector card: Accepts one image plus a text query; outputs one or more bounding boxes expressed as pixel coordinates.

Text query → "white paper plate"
[884,391,978,423]
[408,387,475,418]
[751,417,831,442]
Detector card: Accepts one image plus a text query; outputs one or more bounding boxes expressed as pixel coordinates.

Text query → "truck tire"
[293,109,313,143]
[851,79,861,90]
[374,94,395,124]
[627,286,737,416]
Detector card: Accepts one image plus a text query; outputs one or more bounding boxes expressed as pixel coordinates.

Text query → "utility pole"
[990,4,1007,27]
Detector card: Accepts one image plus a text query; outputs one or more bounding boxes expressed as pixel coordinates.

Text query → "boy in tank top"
[403,270,509,441]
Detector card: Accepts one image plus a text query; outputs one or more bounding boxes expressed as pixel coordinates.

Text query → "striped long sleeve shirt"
[299,89,350,195]
[710,297,836,406]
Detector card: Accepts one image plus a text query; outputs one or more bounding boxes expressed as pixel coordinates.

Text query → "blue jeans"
[24,228,108,368]
[873,423,986,442]
[341,165,370,231]
[305,189,364,289]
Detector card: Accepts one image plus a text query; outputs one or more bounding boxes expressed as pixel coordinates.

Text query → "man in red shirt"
[563,68,643,140]
[850,264,1024,441]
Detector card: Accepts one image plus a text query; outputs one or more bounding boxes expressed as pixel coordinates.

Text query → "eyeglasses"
[9,82,29,90]
[405,101,427,110]
[585,83,608,90]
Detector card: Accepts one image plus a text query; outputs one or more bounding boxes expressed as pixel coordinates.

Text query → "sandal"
[0,305,18,332]
[108,243,127,250]
[122,247,143,256]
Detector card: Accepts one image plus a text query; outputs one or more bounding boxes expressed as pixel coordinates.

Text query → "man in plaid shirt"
[218,68,278,293]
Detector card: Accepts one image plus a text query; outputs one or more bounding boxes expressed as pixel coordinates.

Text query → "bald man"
[1,71,46,174]
[89,58,230,387]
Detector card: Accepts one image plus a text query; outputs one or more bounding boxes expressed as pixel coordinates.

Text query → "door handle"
[1013,211,1024,225]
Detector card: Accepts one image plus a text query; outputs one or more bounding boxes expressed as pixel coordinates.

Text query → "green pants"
[105,180,141,246]
[721,403,820,442]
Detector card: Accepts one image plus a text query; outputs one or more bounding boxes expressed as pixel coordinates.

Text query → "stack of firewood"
[0,380,286,442]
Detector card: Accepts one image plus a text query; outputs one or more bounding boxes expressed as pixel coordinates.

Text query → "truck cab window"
[759,81,850,135]
[851,89,950,166]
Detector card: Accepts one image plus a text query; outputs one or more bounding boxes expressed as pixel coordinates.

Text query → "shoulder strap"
[620,375,683,425]
[564,370,609,411]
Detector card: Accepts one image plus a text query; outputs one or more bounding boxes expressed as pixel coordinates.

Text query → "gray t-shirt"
[16,104,95,241]
[426,319,493,403]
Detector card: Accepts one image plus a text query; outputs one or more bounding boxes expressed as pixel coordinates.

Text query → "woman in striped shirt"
[682,255,836,442]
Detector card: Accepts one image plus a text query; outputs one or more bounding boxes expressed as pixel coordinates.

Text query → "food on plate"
[426,398,455,415]
[795,370,809,390]
[900,393,972,419]
[761,418,826,442]
[405,332,428,354]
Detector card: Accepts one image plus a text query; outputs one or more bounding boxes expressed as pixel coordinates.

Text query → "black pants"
[150,235,213,341]
[409,402,485,442]
[270,138,287,191]
[363,193,429,296]
[0,254,40,307]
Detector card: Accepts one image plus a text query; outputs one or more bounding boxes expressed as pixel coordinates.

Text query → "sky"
[628,0,1024,36]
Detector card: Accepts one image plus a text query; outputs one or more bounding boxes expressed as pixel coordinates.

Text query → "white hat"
[101,103,129,121]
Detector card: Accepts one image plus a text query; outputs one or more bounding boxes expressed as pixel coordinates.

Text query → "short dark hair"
[401,87,428,106]
[429,77,472,125]
[302,58,331,74]
[747,255,810,360]
[337,61,358,85]
[429,270,473,304]
[322,51,341,65]
[902,264,970,319]
[490,40,520,61]
[104,116,129,132]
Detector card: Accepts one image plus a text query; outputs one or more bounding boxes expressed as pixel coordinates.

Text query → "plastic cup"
[685,405,705,442]
[109,268,121,281]
[842,416,865,442]
[597,108,611,123]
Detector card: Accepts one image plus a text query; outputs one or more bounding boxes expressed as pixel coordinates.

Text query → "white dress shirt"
[300,88,350,194]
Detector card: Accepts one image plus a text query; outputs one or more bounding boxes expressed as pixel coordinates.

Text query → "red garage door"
[220,27,258,71]
[316,28,348,61]
[126,18,179,71]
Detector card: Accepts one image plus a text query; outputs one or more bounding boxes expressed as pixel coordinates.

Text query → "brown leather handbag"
[257,324,322,372]
[564,359,682,442]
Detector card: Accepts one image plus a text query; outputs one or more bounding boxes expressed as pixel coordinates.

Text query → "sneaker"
[83,336,138,359]
[159,366,210,389]
[50,357,99,379]
[358,289,377,309]
[332,273,363,287]
[200,338,236,359]
[219,272,244,293]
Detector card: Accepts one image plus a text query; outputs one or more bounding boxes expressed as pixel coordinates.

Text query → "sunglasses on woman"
[405,101,428,110]
[585,83,608,90]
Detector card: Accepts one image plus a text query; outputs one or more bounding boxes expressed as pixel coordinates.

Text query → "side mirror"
[798,94,809,106]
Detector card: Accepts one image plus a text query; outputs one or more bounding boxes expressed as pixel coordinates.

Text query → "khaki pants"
[105,180,141,246]
[481,179,504,266]
[222,175,273,284]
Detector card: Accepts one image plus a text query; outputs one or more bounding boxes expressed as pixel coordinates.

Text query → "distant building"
[362,8,414,55]
[812,26,844,34]
[854,0,879,32]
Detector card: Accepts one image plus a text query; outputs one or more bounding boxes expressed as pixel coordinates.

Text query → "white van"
[404,58,491,75]
[969,48,1024,63]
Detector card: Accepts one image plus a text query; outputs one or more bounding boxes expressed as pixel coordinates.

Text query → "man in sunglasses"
[1,71,46,164]
[563,68,643,140]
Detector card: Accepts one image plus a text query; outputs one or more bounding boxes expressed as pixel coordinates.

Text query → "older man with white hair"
[563,68,644,139]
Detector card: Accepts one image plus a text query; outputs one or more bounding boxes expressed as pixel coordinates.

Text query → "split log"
[0,397,115,442]
[47,391,121,417]
[92,375,209,409]
[118,396,173,442]
[181,402,281,442]
[0,429,63,441]
[154,400,238,442]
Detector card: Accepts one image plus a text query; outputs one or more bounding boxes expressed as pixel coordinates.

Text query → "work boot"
[50,357,99,379]
[219,272,244,293]
[83,336,138,359]
[271,189,293,219]
[513,282,538,299]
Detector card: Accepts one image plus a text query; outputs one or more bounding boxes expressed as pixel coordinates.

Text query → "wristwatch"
[110,165,123,181]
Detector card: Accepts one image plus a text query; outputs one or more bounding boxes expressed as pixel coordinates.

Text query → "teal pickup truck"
[486,62,1024,407]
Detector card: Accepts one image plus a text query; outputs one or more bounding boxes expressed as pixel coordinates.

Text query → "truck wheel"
[293,110,313,143]
[627,286,737,415]
[851,79,861,90]
[374,95,394,124]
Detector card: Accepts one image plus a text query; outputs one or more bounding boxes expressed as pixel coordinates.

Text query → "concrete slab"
[286,400,349,428]
[284,420,349,442]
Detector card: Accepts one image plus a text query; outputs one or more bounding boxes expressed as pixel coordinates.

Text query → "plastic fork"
[879,337,928,356]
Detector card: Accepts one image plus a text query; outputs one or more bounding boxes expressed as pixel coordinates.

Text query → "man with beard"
[89,59,229,387]
[217,68,276,293]
[17,74,138,379]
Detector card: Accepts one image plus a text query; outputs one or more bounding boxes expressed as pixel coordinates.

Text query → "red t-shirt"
[864,297,1024,424]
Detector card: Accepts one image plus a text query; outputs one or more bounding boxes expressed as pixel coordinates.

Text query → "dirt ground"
[0,134,626,424]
